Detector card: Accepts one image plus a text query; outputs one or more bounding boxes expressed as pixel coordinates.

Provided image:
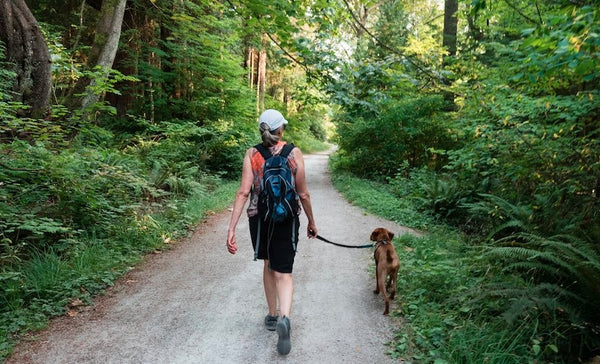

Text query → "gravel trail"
[7,149,415,364]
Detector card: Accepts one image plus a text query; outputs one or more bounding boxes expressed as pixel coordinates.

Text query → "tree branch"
[263,32,320,80]
[425,13,445,27]
[224,0,325,83]
[502,0,540,25]
[339,0,441,84]
[534,0,544,25]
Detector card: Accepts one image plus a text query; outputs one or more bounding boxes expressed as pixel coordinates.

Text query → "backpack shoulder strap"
[255,143,295,159]
[254,143,272,160]
[279,143,295,158]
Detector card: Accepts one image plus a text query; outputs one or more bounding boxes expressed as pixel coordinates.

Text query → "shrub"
[335,96,457,179]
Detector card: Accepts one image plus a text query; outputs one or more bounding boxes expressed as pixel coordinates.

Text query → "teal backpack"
[254,143,299,223]
[253,143,299,261]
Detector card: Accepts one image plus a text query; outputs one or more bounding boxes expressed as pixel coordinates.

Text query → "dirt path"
[7,149,415,364]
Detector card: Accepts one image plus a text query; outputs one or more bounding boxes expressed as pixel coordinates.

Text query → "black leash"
[315,235,374,249]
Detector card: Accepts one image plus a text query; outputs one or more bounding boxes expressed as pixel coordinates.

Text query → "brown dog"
[370,228,400,315]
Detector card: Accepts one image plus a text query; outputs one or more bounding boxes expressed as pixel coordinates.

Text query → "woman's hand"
[307,224,317,239]
[226,230,238,254]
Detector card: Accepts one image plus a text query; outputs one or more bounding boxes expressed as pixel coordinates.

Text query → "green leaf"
[574,59,594,75]
[521,28,536,36]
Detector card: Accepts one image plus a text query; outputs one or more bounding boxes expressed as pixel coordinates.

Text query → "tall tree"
[0,0,51,117]
[442,0,458,58]
[442,0,458,108]
[86,0,127,71]
[79,0,127,111]
[256,34,267,113]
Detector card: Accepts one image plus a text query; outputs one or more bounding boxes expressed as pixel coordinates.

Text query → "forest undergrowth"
[331,162,599,364]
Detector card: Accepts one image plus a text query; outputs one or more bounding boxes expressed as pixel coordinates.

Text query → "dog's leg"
[389,268,398,300]
[385,274,392,293]
[378,270,390,315]
[373,260,380,294]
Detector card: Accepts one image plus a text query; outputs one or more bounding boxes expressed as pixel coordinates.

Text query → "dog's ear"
[387,231,395,241]
[370,230,377,241]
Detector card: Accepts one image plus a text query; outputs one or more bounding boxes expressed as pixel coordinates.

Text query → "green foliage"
[330,165,590,363]
[414,175,475,224]
[279,111,330,154]
[1,141,149,245]
[447,89,599,204]
[0,43,68,146]
[0,112,246,359]
[119,0,254,122]
[471,195,600,359]
[0,170,238,360]
[200,119,258,178]
[381,227,551,363]
[330,165,432,231]
[328,1,600,361]
[335,96,457,178]
[78,66,139,117]
[513,6,600,93]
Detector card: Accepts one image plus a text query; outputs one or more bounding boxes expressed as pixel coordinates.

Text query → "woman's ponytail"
[260,122,280,147]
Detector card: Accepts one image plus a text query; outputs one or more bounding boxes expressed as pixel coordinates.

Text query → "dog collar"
[377,240,389,245]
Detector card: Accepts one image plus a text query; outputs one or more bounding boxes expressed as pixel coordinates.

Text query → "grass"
[329,168,545,363]
[330,170,431,231]
[0,179,239,361]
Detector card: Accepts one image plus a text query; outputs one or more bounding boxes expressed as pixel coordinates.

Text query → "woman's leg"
[274,271,293,355]
[273,271,293,317]
[263,260,278,316]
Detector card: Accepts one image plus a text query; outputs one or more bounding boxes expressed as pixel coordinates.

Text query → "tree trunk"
[104,4,140,118]
[0,0,51,117]
[256,34,267,114]
[80,0,127,111]
[442,0,458,109]
[247,47,256,90]
[443,0,458,58]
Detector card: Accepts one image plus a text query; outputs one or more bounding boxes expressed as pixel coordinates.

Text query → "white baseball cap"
[259,109,288,131]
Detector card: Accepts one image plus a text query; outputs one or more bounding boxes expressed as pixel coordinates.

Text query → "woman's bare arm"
[293,148,317,238]
[226,149,254,254]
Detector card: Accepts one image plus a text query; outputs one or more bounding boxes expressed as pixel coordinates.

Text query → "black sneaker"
[276,316,291,355]
[264,314,278,331]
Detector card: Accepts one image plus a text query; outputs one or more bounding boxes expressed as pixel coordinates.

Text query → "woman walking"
[226,109,318,355]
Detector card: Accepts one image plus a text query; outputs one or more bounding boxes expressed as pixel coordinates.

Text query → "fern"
[485,219,526,241]
[532,283,585,304]
[477,193,533,221]
[488,234,595,284]
[506,261,556,275]
[488,245,538,260]
[546,234,600,267]
[479,217,600,359]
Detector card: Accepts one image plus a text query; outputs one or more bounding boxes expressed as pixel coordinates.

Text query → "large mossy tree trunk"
[0,0,51,117]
